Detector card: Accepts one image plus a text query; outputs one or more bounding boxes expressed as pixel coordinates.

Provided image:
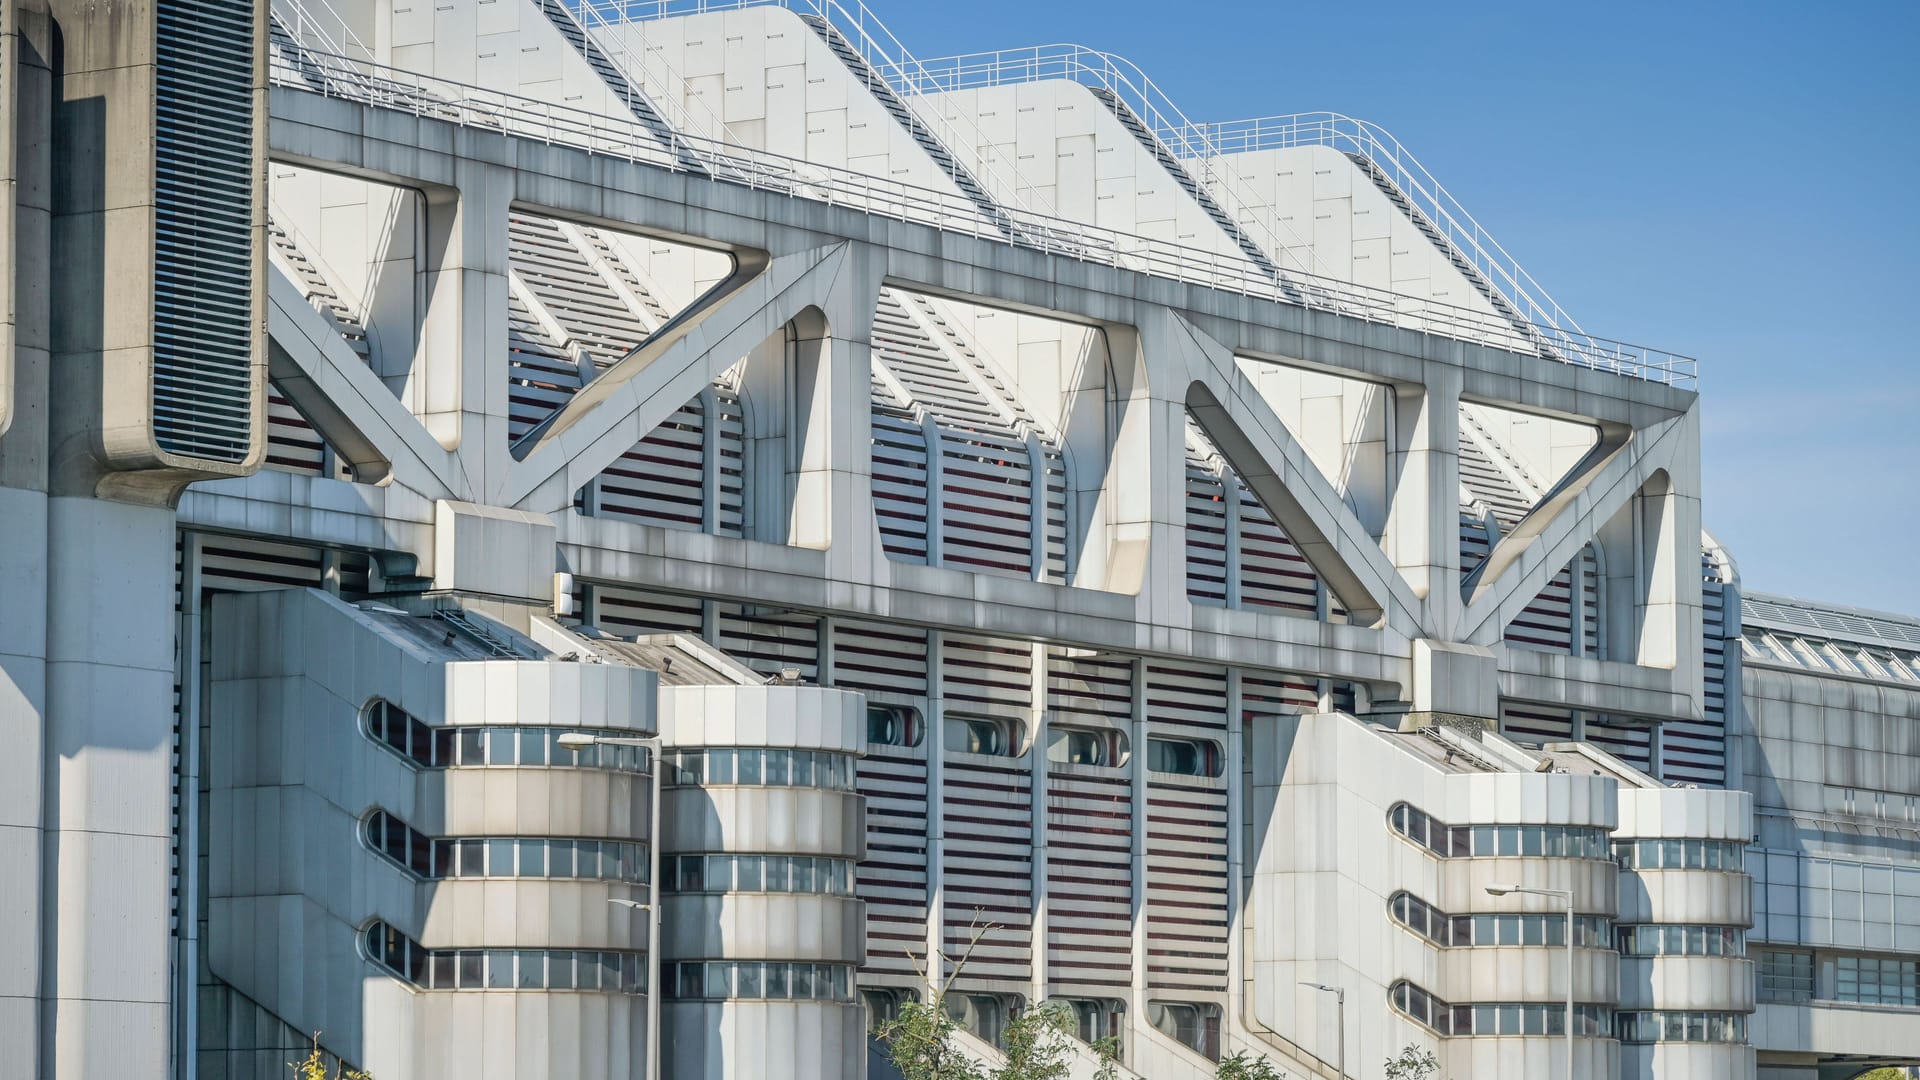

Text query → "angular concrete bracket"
[1412,638,1498,720]
[1458,409,1693,647]
[268,268,468,500]
[1167,311,1427,634]
[501,243,844,512]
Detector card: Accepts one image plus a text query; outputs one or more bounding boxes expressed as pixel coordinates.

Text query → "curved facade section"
[207,590,661,1080]
[654,682,868,1080]
[1611,783,1756,1074]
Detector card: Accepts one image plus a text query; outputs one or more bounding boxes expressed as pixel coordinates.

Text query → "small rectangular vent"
[154,0,257,462]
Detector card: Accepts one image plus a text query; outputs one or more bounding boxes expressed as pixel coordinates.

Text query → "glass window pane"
[519,840,544,877]
[519,728,548,766]
[737,855,762,892]
[459,729,485,766]
[737,749,762,784]
[765,750,791,785]
[707,748,734,785]
[765,963,788,998]
[764,856,789,892]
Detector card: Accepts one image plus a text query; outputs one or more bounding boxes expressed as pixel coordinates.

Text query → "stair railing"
[271,0,374,62]
[1191,113,1590,355]
[562,0,744,151]
[906,44,1331,280]
[572,0,1063,220]
[266,39,1698,387]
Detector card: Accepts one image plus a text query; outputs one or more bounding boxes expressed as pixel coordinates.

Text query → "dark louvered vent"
[154,0,256,462]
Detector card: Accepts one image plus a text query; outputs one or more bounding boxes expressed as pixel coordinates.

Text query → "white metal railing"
[554,0,743,150]
[271,0,373,61]
[573,0,1063,221]
[897,44,1329,277]
[1190,113,1592,349]
[267,45,1697,387]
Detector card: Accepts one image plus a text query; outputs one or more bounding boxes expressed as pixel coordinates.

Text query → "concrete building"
[0,1,1913,1078]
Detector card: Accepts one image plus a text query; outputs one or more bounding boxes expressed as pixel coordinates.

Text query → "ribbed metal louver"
[154,0,257,462]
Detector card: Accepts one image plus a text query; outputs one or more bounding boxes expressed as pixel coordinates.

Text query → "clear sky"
[875,0,1920,615]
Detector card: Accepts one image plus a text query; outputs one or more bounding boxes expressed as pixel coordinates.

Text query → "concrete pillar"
[1386,369,1462,630]
[1,8,53,1073]
[1103,319,1193,621]
[784,249,882,584]
[1027,643,1049,1008]
[415,165,512,478]
[41,496,179,1079]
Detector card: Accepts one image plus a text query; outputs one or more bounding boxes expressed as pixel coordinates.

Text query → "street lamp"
[562,732,664,1080]
[1299,981,1345,1080]
[1485,884,1575,1080]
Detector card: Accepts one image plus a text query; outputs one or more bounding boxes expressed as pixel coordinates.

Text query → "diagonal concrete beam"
[1169,311,1428,635]
[1457,412,1686,644]
[267,269,467,500]
[500,244,843,512]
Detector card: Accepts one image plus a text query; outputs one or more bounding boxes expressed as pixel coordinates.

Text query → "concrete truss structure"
[0,2,1912,1079]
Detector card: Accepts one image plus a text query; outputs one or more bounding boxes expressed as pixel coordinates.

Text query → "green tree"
[289,1033,371,1080]
[1215,1050,1285,1080]
[877,920,1121,1080]
[1384,1043,1441,1080]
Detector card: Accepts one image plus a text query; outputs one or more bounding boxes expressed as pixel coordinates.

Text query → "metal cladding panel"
[153,0,261,465]
[1045,650,1134,988]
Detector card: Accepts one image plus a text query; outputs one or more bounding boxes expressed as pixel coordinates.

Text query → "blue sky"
[877,0,1920,615]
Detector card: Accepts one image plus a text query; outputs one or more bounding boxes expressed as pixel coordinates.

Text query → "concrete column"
[924,633,947,998]
[1,8,52,1070]
[1103,319,1193,622]
[41,496,179,1080]
[1635,470,1704,701]
[1027,643,1049,1007]
[1386,369,1462,630]
[784,249,882,584]
[1127,656,1149,1021]
[415,165,512,476]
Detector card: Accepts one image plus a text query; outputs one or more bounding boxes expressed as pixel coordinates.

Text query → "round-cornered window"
[867,705,924,748]
[1145,736,1221,777]
[944,714,1023,757]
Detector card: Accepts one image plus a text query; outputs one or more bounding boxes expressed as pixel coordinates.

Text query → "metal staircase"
[1088,86,1281,277]
[267,218,372,363]
[532,0,710,173]
[797,14,1016,240]
[1345,151,1539,351]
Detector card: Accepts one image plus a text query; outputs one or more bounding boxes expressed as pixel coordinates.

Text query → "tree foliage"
[877,920,1120,1080]
[1214,1050,1285,1080]
[289,1034,371,1080]
[1384,1043,1441,1080]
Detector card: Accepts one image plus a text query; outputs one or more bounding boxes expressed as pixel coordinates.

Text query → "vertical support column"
[785,247,882,584]
[1385,368,1462,632]
[1027,643,1049,1008]
[1106,316,1196,622]
[1025,432,1047,582]
[920,414,944,567]
[923,633,946,998]
[699,385,721,534]
[0,5,51,1069]
[42,496,180,1079]
[1634,467,1703,699]
[1222,668,1248,1047]
[1127,656,1150,1022]
[416,164,512,483]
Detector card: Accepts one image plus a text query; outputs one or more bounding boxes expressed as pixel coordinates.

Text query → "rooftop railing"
[1190,113,1595,356]
[267,44,1698,388]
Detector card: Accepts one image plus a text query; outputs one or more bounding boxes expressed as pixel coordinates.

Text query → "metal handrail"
[271,0,373,60]
[572,0,1062,220]
[560,0,743,149]
[1189,113,1591,345]
[267,46,1697,387]
[898,44,1328,278]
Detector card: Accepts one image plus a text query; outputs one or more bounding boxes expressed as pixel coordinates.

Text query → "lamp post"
[561,732,664,1080]
[1485,884,1575,1080]
[1299,981,1345,1080]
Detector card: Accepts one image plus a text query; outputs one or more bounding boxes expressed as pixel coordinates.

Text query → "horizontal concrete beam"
[269,88,1695,431]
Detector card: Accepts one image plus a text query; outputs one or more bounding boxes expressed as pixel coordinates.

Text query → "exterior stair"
[1089,86,1281,277]
[796,13,1019,241]
[533,0,710,174]
[1344,151,1546,353]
